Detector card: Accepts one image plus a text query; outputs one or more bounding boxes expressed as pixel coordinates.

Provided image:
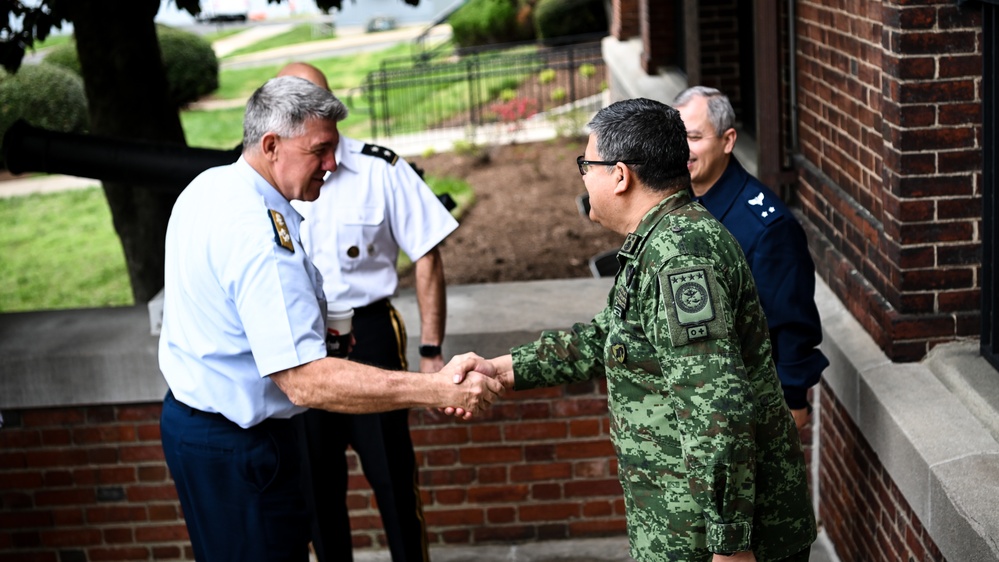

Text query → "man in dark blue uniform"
[674,86,829,429]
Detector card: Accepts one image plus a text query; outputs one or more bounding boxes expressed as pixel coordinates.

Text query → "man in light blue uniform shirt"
[281,62,458,562]
[157,76,503,562]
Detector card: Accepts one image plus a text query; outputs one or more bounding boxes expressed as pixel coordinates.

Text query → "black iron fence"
[349,37,608,148]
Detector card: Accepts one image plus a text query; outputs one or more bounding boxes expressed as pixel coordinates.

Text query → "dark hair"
[586,98,690,192]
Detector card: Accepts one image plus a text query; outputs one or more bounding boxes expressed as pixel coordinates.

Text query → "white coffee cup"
[325,305,354,358]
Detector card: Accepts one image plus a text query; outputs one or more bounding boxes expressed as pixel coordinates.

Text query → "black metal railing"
[353,36,608,143]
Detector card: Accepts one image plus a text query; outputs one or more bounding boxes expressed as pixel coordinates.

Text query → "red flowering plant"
[489,96,539,134]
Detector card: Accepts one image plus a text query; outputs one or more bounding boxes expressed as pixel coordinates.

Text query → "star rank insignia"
[268,209,294,253]
[747,191,780,222]
[361,143,399,165]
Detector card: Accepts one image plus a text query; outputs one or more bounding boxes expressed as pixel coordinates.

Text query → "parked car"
[365,15,397,33]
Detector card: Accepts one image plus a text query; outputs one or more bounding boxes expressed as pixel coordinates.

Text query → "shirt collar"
[692,156,748,219]
[232,156,303,224]
[332,136,359,175]
[618,190,693,260]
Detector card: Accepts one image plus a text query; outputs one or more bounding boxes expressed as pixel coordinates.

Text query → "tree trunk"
[65,0,187,303]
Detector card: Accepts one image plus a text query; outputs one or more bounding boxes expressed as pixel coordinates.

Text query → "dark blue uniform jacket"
[695,157,829,409]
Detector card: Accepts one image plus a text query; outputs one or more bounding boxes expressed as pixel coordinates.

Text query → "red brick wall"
[697,0,744,123]
[818,381,945,561]
[639,0,676,74]
[611,0,639,39]
[796,0,983,361]
[0,381,625,559]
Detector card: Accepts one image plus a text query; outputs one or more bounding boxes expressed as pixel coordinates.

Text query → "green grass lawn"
[0,176,474,311]
[222,23,336,59]
[0,187,133,312]
[185,42,415,148]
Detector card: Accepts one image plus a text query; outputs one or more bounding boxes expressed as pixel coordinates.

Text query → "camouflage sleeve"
[510,307,611,391]
[648,259,756,554]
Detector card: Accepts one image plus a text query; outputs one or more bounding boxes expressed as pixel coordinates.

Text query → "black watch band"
[418,344,442,358]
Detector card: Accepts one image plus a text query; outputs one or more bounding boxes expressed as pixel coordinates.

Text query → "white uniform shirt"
[159,157,328,428]
[292,136,458,308]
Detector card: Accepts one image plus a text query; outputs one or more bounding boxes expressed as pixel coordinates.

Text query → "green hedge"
[534,0,608,43]
[157,25,219,106]
[43,24,218,108]
[0,63,89,164]
[450,0,535,47]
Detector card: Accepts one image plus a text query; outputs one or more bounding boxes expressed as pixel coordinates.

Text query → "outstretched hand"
[437,353,505,420]
[441,353,514,418]
[446,352,498,383]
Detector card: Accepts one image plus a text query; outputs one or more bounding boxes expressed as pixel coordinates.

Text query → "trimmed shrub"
[157,25,219,107]
[534,0,608,43]
[0,63,89,164]
[42,25,218,108]
[450,0,535,47]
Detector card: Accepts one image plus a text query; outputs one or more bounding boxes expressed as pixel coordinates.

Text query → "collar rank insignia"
[618,233,642,259]
[361,143,399,165]
[268,209,294,253]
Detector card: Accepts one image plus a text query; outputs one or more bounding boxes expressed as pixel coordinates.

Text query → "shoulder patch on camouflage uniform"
[361,143,399,165]
[268,209,294,253]
[659,265,727,347]
[745,190,783,226]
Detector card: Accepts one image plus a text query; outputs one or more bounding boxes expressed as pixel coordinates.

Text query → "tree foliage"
[0,62,89,155]
[0,0,421,303]
[43,25,219,108]
[449,0,534,48]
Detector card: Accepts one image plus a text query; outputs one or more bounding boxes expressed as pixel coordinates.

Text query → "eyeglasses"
[576,155,646,175]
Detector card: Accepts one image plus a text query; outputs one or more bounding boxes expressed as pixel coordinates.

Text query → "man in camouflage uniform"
[454,98,815,561]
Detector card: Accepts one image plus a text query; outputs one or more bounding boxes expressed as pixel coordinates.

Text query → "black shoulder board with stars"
[361,143,399,165]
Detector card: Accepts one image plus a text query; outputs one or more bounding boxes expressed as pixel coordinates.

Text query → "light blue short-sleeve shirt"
[158,157,328,428]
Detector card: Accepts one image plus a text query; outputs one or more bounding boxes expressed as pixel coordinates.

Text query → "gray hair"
[586,97,690,192]
[242,76,348,150]
[672,86,736,137]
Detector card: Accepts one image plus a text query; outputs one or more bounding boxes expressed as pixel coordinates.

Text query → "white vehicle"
[195,0,249,23]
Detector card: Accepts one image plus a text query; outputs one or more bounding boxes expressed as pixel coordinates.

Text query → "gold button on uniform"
[347,246,360,258]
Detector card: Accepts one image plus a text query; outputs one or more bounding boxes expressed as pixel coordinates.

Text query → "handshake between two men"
[269,351,512,418]
[442,352,515,419]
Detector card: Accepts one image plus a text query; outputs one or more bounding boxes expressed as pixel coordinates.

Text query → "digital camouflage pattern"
[511,190,816,561]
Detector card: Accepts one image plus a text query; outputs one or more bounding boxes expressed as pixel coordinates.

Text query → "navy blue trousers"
[299,300,429,562]
[161,391,311,561]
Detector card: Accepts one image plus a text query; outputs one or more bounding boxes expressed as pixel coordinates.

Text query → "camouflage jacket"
[511,190,816,561]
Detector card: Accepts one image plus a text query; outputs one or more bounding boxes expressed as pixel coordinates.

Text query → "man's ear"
[722,127,738,155]
[613,162,632,195]
[261,132,280,161]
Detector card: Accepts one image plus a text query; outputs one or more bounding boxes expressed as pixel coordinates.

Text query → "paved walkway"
[0,174,98,198]
[349,530,839,561]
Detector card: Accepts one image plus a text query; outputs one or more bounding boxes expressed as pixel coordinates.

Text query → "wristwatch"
[418,344,442,358]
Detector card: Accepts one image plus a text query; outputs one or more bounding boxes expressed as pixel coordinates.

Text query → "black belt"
[166,390,293,431]
[352,298,391,318]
